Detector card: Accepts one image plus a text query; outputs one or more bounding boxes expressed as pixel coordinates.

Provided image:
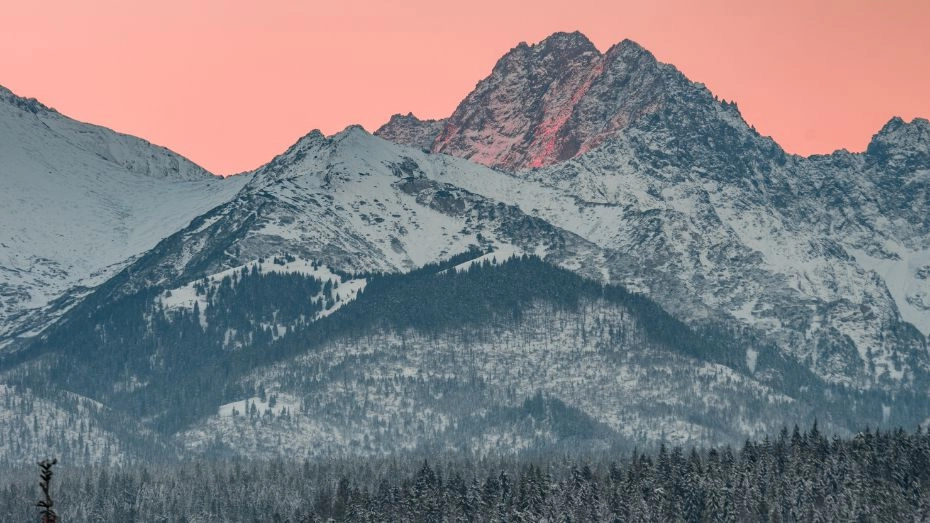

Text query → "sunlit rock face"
[431,31,604,170]
[377,31,726,172]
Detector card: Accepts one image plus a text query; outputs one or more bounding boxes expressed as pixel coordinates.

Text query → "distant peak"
[389,112,419,122]
[866,116,930,166]
[334,124,371,138]
[534,31,598,53]
[876,116,929,134]
[375,113,448,150]
[276,129,327,158]
[607,38,651,57]
[383,112,443,125]
[498,31,600,69]
[0,84,56,115]
[380,32,765,170]
[618,38,646,50]
[299,129,327,143]
[870,116,930,144]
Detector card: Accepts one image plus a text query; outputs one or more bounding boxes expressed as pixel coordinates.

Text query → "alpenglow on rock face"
[376,31,705,171]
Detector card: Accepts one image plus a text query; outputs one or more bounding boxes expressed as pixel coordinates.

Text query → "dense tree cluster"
[2,425,929,521]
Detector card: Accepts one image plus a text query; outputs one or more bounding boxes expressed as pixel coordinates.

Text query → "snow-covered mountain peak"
[0,84,57,115]
[250,125,387,185]
[605,38,651,58]
[0,85,249,345]
[247,129,328,180]
[374,113,446,150]
[0,84,215,182]
[381,32,763,172]
[332,124,373,143]
[255,126,382,180]
[871,116,930,145]
[300,128,328,143]
[521,30,599,55]
[282,129,328,153]
[867,116,930,169]
[122,119,610,295]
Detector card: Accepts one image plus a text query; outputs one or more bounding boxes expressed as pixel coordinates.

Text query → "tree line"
[2,424,928,521]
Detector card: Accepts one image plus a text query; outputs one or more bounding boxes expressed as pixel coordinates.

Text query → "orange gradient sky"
[2,0,928,175]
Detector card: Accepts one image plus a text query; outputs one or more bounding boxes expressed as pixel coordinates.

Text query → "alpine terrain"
[1,32,929,466]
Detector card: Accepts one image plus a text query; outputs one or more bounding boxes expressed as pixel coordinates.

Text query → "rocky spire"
[376,32,752,171]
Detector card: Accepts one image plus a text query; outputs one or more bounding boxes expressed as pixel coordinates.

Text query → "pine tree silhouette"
[36,458,58,523]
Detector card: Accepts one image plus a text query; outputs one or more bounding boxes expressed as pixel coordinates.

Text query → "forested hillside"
[3,255,929,465]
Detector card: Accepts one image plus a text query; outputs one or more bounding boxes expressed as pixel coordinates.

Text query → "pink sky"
[2,0,928,175]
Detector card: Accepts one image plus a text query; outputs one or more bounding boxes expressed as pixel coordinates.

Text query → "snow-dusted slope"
[0,86,250,344]
[0,383,137,465]
[91,124,606,299]
[239,125,606,273]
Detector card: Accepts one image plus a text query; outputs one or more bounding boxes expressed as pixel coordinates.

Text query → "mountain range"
[1,31,928,465]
